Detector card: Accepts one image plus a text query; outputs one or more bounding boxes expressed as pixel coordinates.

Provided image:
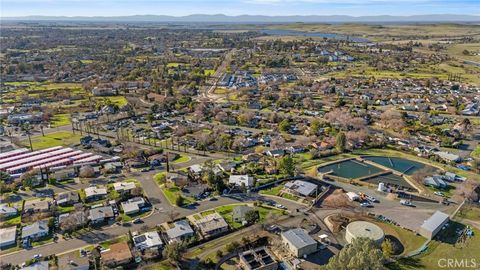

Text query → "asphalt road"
[0,168,302,266]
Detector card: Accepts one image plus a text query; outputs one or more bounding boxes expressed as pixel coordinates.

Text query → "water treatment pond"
[363,156,434,175]
[318,160,384,179]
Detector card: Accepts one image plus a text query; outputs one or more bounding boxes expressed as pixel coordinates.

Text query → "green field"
[50,114,72,127]
[161,186,195,206]
[22,131,82,150]
[471,146,480,158]
[172,155,190,164]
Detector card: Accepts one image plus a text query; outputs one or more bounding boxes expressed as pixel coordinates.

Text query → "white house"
[229,175,254,187]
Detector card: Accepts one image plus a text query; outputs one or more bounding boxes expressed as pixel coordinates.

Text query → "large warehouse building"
[0,147,102,174]
[419,211,449,239]
[345,221,385,245]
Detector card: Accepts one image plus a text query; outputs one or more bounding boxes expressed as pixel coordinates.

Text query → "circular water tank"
[345,221,384,245]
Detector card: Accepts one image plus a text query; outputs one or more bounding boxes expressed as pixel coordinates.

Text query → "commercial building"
[281,228,317,258]
[419,211,450,239]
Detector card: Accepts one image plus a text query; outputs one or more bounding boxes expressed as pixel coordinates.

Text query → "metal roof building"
[281,228,317,258]
[0,148,30,160]
[419,211,449,239]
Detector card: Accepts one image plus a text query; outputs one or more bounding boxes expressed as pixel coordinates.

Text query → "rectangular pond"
[363,156,435,175]
[318,160,384,179]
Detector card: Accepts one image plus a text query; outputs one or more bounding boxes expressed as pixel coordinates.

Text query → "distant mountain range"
[3,14,480,23]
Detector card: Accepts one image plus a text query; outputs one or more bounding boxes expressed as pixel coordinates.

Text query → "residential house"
[281,228,317,258]
[101,242,133,268]
[56,191,80,206]
[423,176,448,189]
[192,212,229,238]
[121,197,146,215]
[283,180,318,197]
[0,204,18,218]
[23,199,51,214]
[20,261,49,270]
[84,186,108,202]
[229,175,255,187]
[166,220,195,243]
[434,151,461,163]
[22,220,49,241]
[113,182,136,194]
[266,149,285,158]
[88,206,114,224]
[232,205,256,223]
[0,226,17,248]
[133,231,163,251]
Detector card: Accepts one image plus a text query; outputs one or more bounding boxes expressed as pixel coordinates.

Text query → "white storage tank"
[345,221,384,245]
[378,182,385,192]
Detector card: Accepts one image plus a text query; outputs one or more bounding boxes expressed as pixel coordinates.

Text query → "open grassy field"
[446,43,480,62]
[261,23,480,42]
[389,224,480,270]
[373,221,426,256]
[161,186,195,206]
[21,131,82,150]
[50,113,72,127]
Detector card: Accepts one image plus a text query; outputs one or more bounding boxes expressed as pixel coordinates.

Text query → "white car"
[434,191,444,197]
[32,254,42,259]
[360,202,372,208]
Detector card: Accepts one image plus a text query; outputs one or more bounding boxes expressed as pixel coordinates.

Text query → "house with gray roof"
[232,205,256,223]
[166,220,194,243]
[20,261,49,270]
[0,226,17,248]
[22,220,49,240]
[56,191,80,206]
[419,211,449,239]
[88,206,114,224]
[0,204,18,218]
[283,180,318,197]
[281,228,317,257]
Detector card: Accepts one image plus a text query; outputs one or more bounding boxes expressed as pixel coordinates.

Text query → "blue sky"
[2,0,479,17]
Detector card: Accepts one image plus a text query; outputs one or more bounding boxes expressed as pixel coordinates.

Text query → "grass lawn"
[259,184,283,196]
[161,186,195,206]
[103,96,128,106]
[99,235,129,249]
[457,206,480,221]
[172,155,191,164]
[471,146,480,158]
[204,69,215,76]
[57,205,75,214]
[1,215,21,227]
[142,261,177,270]
[21,131,82,150]
[389,224,480,270]
[373,221,426,256]
[50,113,71,127]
